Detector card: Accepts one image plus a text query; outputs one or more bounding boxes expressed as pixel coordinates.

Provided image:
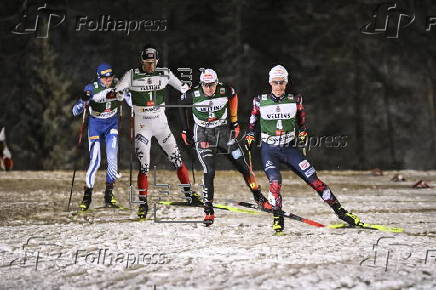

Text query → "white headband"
[269,65,288,83]
[200,69,218,83]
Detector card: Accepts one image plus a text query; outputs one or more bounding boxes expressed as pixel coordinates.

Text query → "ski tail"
[300,218,325,228]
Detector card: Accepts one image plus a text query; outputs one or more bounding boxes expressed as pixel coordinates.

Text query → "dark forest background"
[1,0,435,170]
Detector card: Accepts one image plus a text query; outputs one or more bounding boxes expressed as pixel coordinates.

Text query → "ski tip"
[363,224,404,233]
[327,223,405,233]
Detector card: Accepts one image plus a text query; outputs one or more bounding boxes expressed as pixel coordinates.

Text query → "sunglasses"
[202,82,217,88]
[141,60,156,64]
[271,80,286,85]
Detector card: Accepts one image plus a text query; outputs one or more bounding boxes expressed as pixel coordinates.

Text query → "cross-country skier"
[180,69,272,226]
[245,65,361,233]
[72,63,122,210]
[0,127,13,171]
[115,44,197,219]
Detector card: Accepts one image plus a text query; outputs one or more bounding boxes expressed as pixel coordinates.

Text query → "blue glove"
[81,90,92,101]
[72,100,85,116]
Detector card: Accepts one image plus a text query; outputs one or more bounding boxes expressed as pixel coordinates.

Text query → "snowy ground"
[1,169,436,289]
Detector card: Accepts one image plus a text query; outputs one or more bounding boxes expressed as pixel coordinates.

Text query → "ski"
[328,223,404,233]
[71,205,129,216]
[273,232,287,236]
[93,206,129,210]
[159,201,259,214]
[238,202,404,232]
[238,201,325,228]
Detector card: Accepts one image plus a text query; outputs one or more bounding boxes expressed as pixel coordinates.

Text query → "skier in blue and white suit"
[72,63,124,211]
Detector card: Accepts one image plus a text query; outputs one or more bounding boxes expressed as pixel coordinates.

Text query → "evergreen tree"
[12,38,73,169]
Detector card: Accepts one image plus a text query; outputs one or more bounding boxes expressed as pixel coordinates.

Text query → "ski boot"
[184,189,203,206]
[331,203,362,227]
[137,195,148,219]
[253,187,273,210]
[203,202,215,227]
[79,187,92,211]
[104,183,119,208]
[272,209,285,233]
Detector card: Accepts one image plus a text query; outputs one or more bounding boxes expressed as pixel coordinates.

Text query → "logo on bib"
[298,160,310,170]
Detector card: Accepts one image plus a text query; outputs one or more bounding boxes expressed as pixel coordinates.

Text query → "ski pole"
[117,103,122,179]
[190,154,196,185]
[128,104,134,208]
[67,105,88,211]
[246,147,259,191]
[248,150,253,172]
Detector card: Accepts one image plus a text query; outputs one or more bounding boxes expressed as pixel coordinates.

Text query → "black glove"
[81,91,91,102]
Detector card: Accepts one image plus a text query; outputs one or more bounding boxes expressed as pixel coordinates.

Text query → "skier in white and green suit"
[115,44,198,219]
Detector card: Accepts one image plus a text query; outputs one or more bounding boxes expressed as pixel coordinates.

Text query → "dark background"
[1,0,435,170]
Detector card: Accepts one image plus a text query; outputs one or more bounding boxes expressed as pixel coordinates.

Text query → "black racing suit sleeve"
[179,90,194,132]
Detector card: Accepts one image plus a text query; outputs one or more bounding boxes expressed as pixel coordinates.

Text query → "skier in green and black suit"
[180,69,272,226]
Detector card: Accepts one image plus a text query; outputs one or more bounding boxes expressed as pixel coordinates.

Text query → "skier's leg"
[134,117,152,218]
[260,143,283,208]
[155,128,188,182]
[194,124,216,224]
[155,120,200,204]
[82,121,101,210]
[135,132,151,193]
[217,127,270,208]
[104,119,119,207]
[260,142,284,232]
[85,140,101,189]
[284,145,361,226]
[194,126,216,202]
[281,145,338,203]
